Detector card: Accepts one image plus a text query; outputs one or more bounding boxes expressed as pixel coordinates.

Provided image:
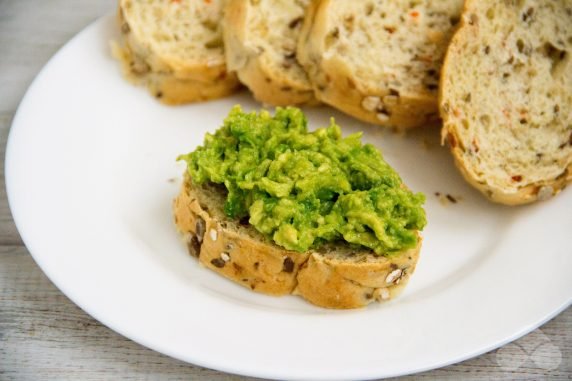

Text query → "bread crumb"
[435,192,462,205]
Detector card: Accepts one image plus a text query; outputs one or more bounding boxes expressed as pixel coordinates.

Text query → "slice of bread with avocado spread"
[113,0,240,104]
[174,107,426,309]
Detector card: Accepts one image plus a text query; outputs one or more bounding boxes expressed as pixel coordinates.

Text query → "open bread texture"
[297,0,464,129]
[223,0,316,106]
[440,0,572,205]
[173,178,421,309]
[113,0,240,104]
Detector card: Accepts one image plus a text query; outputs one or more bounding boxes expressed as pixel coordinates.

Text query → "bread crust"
[173,179,421,309]
[294,243,420,309]
[447,138,571,205]
[439,0,572,205]
[297,0,455,129]
[115,1,240,104]
[306,53,439,129]
[223,0,316,106]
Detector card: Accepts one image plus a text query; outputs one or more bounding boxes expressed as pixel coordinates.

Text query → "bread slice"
[112,0,240,104]
[173,178,421,309]
[222,0,316,106]
[440,0,572,205]
[297,0,464,129]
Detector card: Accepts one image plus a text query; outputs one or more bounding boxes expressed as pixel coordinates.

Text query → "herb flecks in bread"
[297,0,464,129]
[113,0,240,104]
[178,106,426,254]
[440,0,572,205]
[173,107,426,309]
[223,0,316,106]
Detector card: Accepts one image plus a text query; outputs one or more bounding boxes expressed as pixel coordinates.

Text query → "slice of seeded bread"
[222,0,316,106]
[173,178,421,309]
[297,0,464,129]
[113,0,240,104]
[440,0,572,205]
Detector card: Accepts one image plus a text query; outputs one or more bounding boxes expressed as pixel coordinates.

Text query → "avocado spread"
[178,106,426,255]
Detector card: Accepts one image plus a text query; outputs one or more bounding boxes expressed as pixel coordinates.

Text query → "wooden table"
[1,1,570,379]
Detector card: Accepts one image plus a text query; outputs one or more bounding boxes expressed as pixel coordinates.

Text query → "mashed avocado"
[178,106,426,255]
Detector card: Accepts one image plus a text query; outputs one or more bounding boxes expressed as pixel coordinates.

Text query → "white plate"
[6,15,572,380]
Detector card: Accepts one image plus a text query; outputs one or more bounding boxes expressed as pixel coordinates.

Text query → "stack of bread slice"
[113,0,465,125]
[113,0,464,128]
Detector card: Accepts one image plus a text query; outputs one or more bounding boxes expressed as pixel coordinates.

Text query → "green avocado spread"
[178,106,426,255]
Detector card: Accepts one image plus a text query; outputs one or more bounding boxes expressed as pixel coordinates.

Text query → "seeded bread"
[440,0,572,205]
[297,0,463,129]
[222,0,316,106]
[113,0,240,104]
[173,178,421,309]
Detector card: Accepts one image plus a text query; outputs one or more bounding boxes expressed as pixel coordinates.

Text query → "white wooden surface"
[0,1,570,380]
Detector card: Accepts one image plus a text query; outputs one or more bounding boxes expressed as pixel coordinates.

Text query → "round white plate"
[6,15,572,380]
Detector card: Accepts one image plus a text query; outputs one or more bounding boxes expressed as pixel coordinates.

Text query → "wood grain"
[0,1,570,380]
